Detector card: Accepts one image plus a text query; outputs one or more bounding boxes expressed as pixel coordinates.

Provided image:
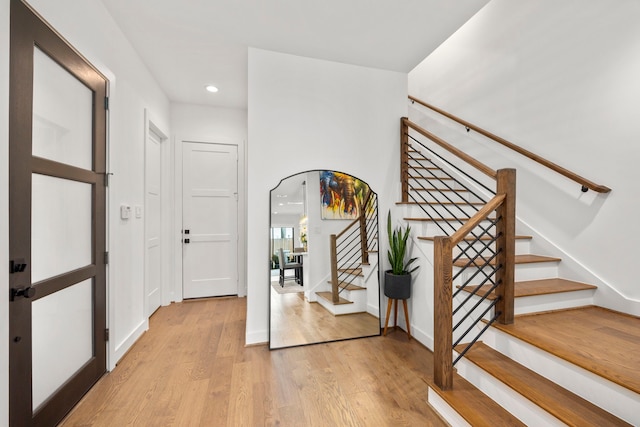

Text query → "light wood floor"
[59,297,446,426]
[270,287,380,348]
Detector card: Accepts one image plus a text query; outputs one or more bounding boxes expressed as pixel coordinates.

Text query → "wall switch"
[135,205,142,218]
[120,205,131,220]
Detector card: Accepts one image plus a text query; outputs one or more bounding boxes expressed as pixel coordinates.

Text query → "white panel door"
[145,128,162,316]
[182,142,238,298]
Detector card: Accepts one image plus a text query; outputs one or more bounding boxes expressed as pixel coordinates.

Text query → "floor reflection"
[270,283,380,349]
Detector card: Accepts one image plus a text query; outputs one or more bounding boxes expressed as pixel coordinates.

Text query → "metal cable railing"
[329,191,378,302]
[401,117,516,391]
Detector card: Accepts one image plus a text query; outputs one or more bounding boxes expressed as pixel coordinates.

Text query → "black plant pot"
[384,270,411,300]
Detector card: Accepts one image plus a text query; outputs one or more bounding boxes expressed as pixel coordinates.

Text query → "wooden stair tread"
[491,306,640,395]
[430,375,525,427]
[315,292,353,305]
[418,235,532,242]
[455,342,631,426]
[459,278,597,300]
[453,254,560,268]
[326,282,365,291]
[338,268,363,276]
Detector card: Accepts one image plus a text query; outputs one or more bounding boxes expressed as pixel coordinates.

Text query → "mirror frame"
[268,169,381,350]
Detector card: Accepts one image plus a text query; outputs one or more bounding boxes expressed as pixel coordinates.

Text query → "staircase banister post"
[433,235,453,390]
[330,234,339,303]
[401,117,409,203]
[495,168,516,325]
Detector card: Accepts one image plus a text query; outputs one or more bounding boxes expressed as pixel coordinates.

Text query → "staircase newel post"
[434,235,453,390]
[401,117,409,203]
[330,234,339,303]
[495,168,516,325]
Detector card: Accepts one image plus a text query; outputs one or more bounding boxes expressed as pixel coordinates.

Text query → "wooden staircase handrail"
[408,95,611,193]
[450,194,505,246]
[402,117,497,179]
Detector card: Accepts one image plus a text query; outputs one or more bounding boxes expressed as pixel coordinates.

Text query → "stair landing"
[491,306,640,395]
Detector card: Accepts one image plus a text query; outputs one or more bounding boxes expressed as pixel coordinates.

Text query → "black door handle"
[184,238,190,244]
[10,286,36,301]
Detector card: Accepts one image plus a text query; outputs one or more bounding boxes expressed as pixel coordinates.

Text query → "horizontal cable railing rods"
[452,312,500,366]
[406,138,495,197]
[409,95,611,193]
[453,273,500,311]
[404,118,497,180]
[453,298,499,348]
[453,282,500,331]
[406,159,483,219]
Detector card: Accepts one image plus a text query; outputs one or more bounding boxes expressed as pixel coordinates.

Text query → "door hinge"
[104,96,109,110]
[104,251,109,265]
[105,328,110,341]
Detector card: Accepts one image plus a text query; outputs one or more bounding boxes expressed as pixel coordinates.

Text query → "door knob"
[10,286,36,301]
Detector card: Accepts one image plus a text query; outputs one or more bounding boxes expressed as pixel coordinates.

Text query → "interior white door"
[145,128,162,316]
[182,142,238,298]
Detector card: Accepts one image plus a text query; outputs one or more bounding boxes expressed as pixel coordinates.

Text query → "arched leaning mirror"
[269,170,380,349]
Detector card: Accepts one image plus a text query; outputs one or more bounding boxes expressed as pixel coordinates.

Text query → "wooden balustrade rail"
[408,95,611,193]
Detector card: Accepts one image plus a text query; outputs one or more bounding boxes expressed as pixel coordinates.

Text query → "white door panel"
[183,142,238,298]
[146,128,163,315]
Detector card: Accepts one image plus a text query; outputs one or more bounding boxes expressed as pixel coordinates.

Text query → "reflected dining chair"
[278,248,303,287]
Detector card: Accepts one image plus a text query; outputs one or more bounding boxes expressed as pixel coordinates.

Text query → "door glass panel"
[32,279,94,411]
[32,47,93,170]
[32,174,92,283]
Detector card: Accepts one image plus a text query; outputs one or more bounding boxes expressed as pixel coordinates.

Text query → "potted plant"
[385,210,418,300]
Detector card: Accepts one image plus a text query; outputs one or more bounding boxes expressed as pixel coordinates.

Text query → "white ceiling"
[100,0,489,109]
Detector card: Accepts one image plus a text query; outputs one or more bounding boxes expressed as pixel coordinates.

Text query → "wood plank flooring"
[59,297,447,426]
[270,288,379,348]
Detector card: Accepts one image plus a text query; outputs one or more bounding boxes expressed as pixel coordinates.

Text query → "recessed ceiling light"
[205,85,218,93]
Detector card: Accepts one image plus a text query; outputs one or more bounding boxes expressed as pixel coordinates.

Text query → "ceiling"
[270,173,306,218]
[100,0,489,109]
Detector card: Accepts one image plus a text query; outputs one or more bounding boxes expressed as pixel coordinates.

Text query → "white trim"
[143,109,170,319]
[111,319,148,370]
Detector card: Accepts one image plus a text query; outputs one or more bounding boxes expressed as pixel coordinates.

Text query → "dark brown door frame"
[9,1,107,425]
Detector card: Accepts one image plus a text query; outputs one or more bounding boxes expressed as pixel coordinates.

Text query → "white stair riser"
[407,191,485,204]
[412,220,497,236]
[316,289,368,316]
[454,357,565,426]
[481,328,640,425]
[418,238,531,256]
[427,388,472,427]
[453,288,596,322]
[454,262,559,284]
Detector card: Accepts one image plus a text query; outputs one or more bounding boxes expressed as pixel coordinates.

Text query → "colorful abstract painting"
[319,171,370,220]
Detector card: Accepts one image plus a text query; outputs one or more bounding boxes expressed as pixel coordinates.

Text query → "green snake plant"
[387,210,419,275]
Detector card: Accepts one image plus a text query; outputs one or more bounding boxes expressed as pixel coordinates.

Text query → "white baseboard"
[245,329,268,346]
[110,319,148,370]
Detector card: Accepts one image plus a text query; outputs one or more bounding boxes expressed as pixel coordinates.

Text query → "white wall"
[0,7,171,416]
[0,0,9,422]
[409,0,640,310]
[171,104,248,296]
[246,48,407,344]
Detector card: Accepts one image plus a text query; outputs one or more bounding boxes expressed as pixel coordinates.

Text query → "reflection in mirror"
[269,170,380,349]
